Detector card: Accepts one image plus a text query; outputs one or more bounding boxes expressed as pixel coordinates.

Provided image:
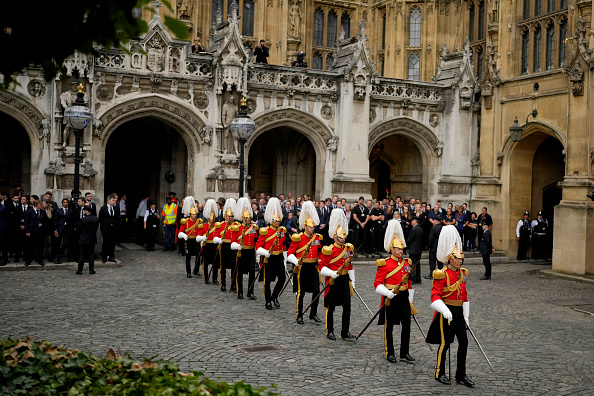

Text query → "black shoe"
[24,261,31,267]
[230,287,237,293]
[89,270,96,275]
[265,302,273,310]
[0,260,8,266]
[102,259,107,263]
[456,375,475,388]
[108,257,116,263]
[220,285,226,292]
[212,280,219,285]
[341,332,356,341]
[424,275,432,280]
[296,316,304,325]
[205,279,211,285]
[54,259,62,264]
[310,315,322,324]
[273,298,280,308]
[480,276,491,280]
[192,272,199,276]
[187,274,192,278]
[76,270,82,275]
[248,294,257,300]
[436,374,450,385]
[387,355,397,363]
[238,293,243,300]
[400,354,415,363]
[327,332,336,340]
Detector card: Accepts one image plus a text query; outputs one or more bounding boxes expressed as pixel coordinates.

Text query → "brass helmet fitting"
[190,207,198,215]
[304,215,316,228]
[334,226,347,240]
[225,208,234,217]
[448,245,464,262]
[390,236,405,250]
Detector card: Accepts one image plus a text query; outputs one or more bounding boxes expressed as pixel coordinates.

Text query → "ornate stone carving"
[288,0,302,36]
[0,91,44,137]
[372,81,442,101]
[326,135,339,151]
[41,119,51,142]
[369,109,376,123]
[396,2,403,15]
[459,87,471,110]
[481,81,493,109]
[147,35,166,72]
[433,141,443,157]
[27,80,46,98]
[368,118,439,151]
[96,84,114,102]
[497,152,504,166]
[321,104,333,119]
[332,181,372,194]
[395,45,401,55]
[254,109,332,140]
[567,62,584,96]
[81,160,98,178]
[150,74,163,85]
[438,182,470,195]
[63,51,90,77]
[429,114,439,127]
[169,48,181,73]
[199,126,213,145]
[193,93,209,109]
[354,86,366,101]
[176,0,192,20]
[221,95,239,154]
[246,98,256,113]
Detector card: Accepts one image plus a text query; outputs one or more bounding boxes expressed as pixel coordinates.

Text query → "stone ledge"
[539,269,594,285]
[0,260,123,271]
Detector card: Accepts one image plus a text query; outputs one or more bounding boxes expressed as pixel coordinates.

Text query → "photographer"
[253,39,269,64]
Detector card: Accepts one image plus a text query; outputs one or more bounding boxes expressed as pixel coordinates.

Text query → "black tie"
[35,210,39,217]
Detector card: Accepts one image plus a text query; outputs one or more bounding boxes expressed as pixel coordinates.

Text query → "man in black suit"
[0,203,8,265]
[53,198,72,264]
[479,224,492,280]
[99,194,119,263]
[84,192,97,216]
[77,205,100,275]
[406,217,424,284]
[352,196,369,254]
[253,39,269,63]
[15,195,31,262]
[68,197,86,262]
[425,213,444,279]
[24,199,47,266]
[316,201,330,246]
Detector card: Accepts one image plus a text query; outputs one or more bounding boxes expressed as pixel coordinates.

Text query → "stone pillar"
[552,201,594,275]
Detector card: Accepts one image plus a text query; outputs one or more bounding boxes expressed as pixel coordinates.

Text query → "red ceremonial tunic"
[221,221,241,243]
[204,222,223,243]
[374,255,413,307]
[319,242,354,297]
[178,218,203,239]
[255,225,286,255]
[430,265,469,305]
[287,232,322,263]
[237,224,258,249]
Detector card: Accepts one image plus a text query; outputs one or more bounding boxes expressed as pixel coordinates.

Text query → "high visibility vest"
[163,204,177,225]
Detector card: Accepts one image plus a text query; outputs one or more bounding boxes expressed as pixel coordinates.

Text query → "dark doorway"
[0,112,31,193]
[375,160,391,200]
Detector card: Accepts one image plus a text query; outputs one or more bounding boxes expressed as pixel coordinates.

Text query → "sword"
[412,315,433,352]
[466,324,495,372]
[248,256,264,292]
[353,287,373,316]
[278,271,294,298]
[356,301,385,340]
[303,282,330,315]
[284,265,293,286]
[207,244,221,280]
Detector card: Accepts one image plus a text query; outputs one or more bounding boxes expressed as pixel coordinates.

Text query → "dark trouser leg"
[271,258,285,300]
[263,261,272,302]
[435,313,449,378]
[77,244,87,272]
[88,245,95,272]
[400,309,411,357]
[483,254,491,277]
[384,306,394,357]
[429,250,437,272]
[296,271,304,318]
[24,235,33,262]
[56,232,68,260]
[0,231,7,261]
[454,317,468,380]
[410,254,421,282]
[247,264,255,295]
[518,234,529,260]
[325,305,334,335]
[340,301,351,337]
[185,253,192,274]
[309,273,320,318]
[178,238,185,255]
[34,234,45,262]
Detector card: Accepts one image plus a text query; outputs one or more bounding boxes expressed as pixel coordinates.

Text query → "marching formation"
[177,195,490,387]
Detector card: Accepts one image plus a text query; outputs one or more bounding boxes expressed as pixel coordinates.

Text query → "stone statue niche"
[220,92,239,156]
[59,82,89,148]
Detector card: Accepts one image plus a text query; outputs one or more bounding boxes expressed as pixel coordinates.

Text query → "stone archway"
[0,112,32,193]
[248,108,332,199]
[368,117,440,201]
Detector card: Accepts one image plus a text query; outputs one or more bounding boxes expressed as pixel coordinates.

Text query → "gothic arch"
[0,90,45,144]
[501,120,567,162]
[97,95,207,153]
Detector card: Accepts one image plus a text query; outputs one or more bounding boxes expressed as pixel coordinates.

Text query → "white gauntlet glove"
[408,289,415,303]
[375,284,396,300]
[196,235,206,243]
[213,237,223,245]
[256,247,270,258]
[177,232,188,241]
[320,266,338,279]
[348,269,355,289]
[283,251,287,261]
[231,242,241,250]
[463,301,470,327]
[430,299,453,322]
[286,254,299,266]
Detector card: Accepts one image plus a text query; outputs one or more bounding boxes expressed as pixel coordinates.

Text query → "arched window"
[521,29,529,74]
[341,12,351,38]
[478,2,485,40]
[242,0,254,37]
[409,7,421,47]
[327,10,338,48]
[469,4,475,42]
[408,52,420,80]
[326,54,334,70]
[535,0,542,17]
[477,46,484,79]
[523,0,530,19]
[533,25,542,72]
[559,19,567,66]
[547,0,555,12]
[382,12,386,49]
[212,0,223,26]
[314,8,324,46]
[312,52,323,70]
[560,0,568,9]
[546,23,555,69]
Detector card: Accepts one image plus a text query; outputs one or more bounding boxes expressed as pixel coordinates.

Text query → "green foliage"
[0,337,276,395]
[0,0,189,89]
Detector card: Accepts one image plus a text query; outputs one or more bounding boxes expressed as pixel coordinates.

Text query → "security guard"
[256,198,287,310]
[374,219,416,364]
[426,225,474,388]
[178,198,205,278]
[515,211,532,261]
[232,197,258,300]
[287,201,323,325]
[201,199,223,284]
[319,208,356,341]
[531,210,549,260]
[218,198,239,292]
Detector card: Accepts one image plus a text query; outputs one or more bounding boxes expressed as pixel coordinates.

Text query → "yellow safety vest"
[163,203,177,225]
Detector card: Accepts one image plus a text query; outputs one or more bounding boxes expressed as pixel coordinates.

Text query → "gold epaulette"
[405,258,412,265]
[376,259,386,267]
[254,225,259,231]
[280,226,287,233]
[259,227,268,236]
[318,233,323,240]
[461,268,469,277]
[346,243,354,252]
[322,245,333,256]
[180,218,188,225]
[291,233,302,242]
[214,222,222,228]
[230,223,240,232]
[432,269,446,280]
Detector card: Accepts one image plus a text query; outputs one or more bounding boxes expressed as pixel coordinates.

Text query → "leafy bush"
[0,337,277,395]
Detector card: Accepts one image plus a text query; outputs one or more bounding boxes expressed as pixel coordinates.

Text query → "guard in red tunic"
[177,198,206,278]
[256,198,286,311]
[232,197,258,300]
[374,219,416,364]
[202,199,223,285]
[426,225,474,388]
[319,208,356,341]
[287,201,323,324]
[218,198,240,292]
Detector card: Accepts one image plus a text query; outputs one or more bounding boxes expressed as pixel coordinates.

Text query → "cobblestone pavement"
[1,247,593,395]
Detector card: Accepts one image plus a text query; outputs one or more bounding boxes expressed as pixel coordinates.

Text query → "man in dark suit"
[479,223,492,280]
[77,205,100,275]
[406,217,424,284]
[316,201,330,246]
[84,192,97,216]
[53,198,72,264]
[425,213,443,279]
[24,199,47,266]
[99,194,119,263]
[0,203,8,265]
[15,195,31,262]
[352,196,369,254]
[253,39,269,63]
[68,197,86,262]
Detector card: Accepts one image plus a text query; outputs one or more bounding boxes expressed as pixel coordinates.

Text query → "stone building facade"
[1,0,592,275]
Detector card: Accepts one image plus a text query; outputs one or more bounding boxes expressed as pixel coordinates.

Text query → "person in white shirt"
[135,196,149,245]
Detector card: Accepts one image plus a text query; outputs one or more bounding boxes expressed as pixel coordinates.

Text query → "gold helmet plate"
[190,207,198,215]
[334,226,347,240]
[390,236,405,250]
[225,208,234,217]
[448,245,464,262]
[304,215,316,228]
[242,208,251,219]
